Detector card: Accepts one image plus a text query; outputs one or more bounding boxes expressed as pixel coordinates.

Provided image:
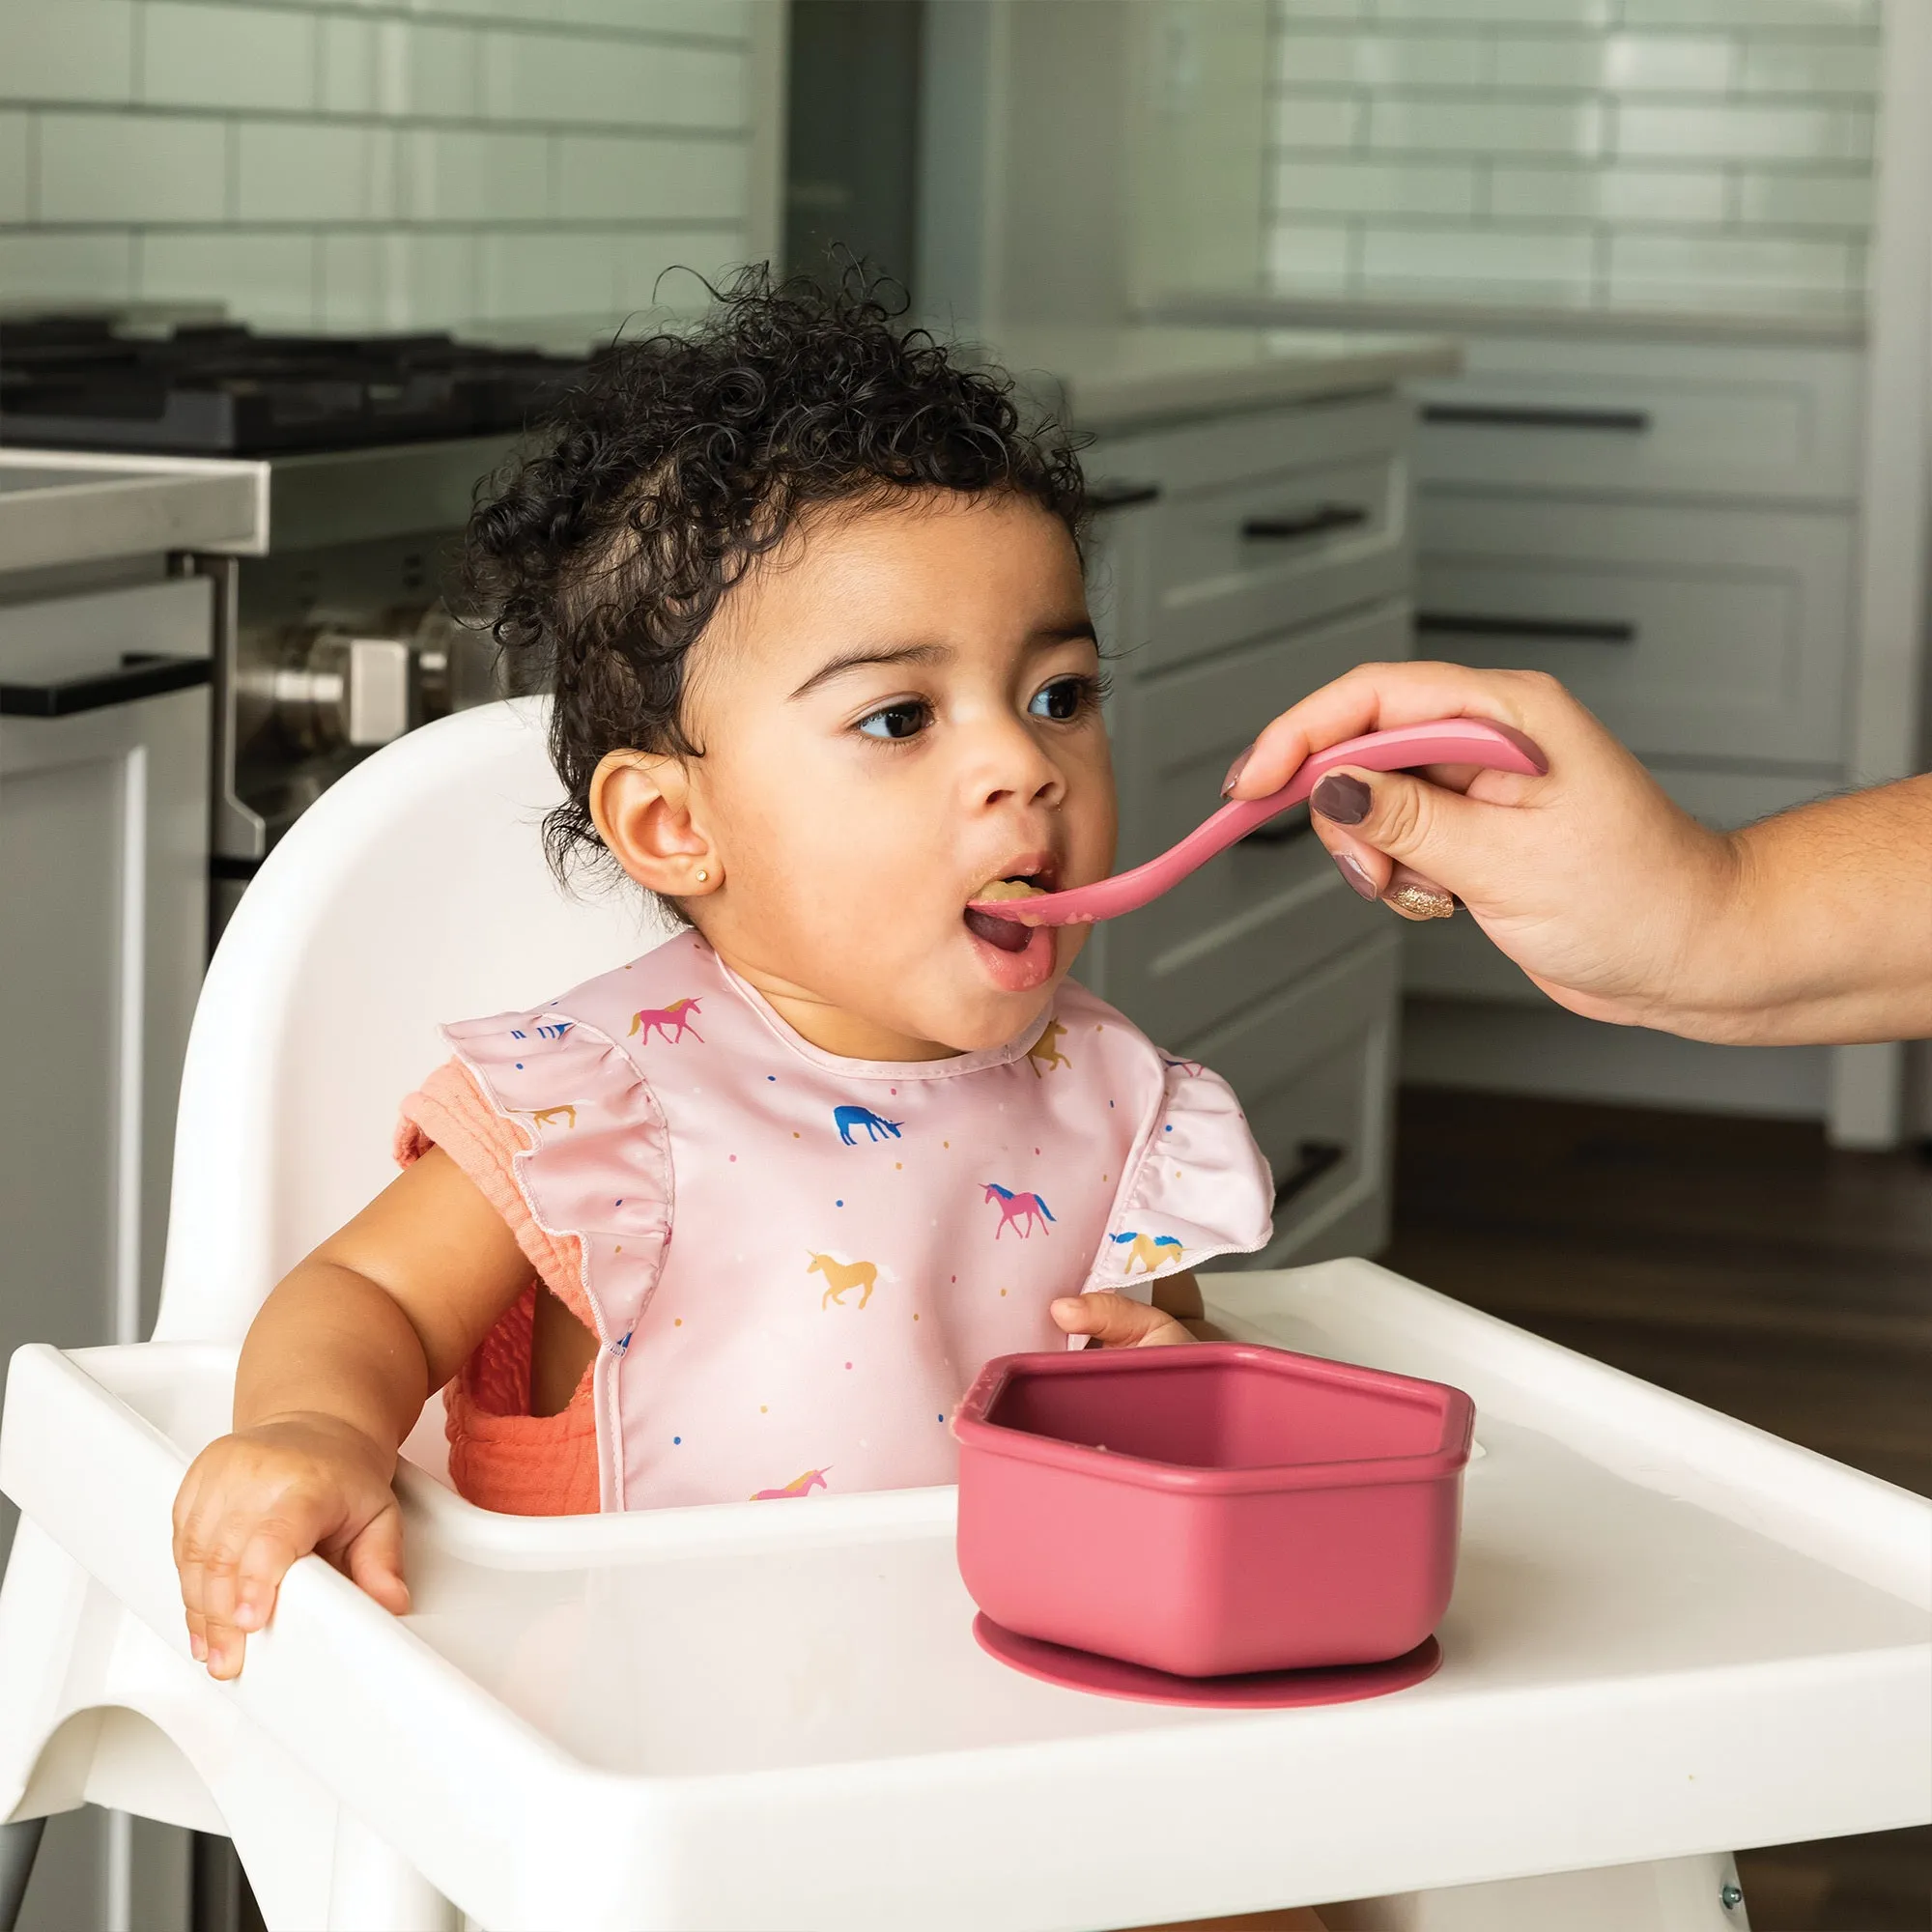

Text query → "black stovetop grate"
[0,317,590,456]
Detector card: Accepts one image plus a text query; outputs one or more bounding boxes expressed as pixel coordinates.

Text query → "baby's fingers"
[230,1517,320,1634]
[1051,1292,1190,1349]
[338,1502,410,1617]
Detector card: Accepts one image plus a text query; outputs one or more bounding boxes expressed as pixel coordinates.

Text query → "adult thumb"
[1309,766,1489,891]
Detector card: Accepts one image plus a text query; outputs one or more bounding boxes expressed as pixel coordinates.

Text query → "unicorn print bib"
[433,928,1273,1512]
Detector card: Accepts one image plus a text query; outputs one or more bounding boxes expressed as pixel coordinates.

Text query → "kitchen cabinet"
[0,457,255,1932]
[1044,356,1439,1265]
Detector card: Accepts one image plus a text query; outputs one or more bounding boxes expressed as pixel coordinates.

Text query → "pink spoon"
[969,718,1547,932]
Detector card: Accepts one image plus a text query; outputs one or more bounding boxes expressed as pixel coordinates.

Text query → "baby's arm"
[172,1147,532,1679]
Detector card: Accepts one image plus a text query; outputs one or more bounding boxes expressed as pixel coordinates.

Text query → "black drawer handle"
[1417,611,1637,646]
[1241,803,1313,847]
[1274,1139,1346,1211]
[0,652,212,718]
[1242,502,1368,543]
[1422,403,1651,434]
[1087,481,1161,512]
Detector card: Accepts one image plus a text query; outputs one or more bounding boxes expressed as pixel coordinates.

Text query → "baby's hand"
[1050,1291,1194,1349]
[172,1415,409,1681]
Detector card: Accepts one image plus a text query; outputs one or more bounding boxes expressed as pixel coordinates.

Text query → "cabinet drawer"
[1414,335,1862,505]
[1103,601,1407,1043]
[1418,494,1852,766]
[1181,933,1399,1265]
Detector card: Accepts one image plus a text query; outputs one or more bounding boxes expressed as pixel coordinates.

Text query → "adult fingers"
[1050,1292,1174,1348]
[339,1504,411,1617]
[1225,662,1555,802]
[1308,764,1497,899]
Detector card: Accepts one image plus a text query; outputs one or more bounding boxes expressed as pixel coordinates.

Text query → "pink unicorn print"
[630,996,703,1044]
[983,1182,1056,1238]
[752,1466,831,1500]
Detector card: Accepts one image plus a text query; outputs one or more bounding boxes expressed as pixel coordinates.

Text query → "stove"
[0,315,587,456]
[1,314,595,940]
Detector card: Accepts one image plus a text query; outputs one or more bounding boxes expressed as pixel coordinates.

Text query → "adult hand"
[1225,663,1736,1033]
[1225,662,1932,1046]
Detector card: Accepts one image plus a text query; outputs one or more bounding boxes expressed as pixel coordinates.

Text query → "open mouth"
[964,863,1054,953]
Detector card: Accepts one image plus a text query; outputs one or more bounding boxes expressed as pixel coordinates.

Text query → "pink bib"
[443,930,1272,1510]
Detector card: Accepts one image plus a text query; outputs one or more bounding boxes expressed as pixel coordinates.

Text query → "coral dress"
[397,928,1273,1516]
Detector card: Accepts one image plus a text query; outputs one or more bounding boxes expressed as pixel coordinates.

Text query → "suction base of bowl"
[973,1615,1441,1708]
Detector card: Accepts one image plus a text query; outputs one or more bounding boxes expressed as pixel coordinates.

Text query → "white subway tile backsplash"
[321,228,480,330]
[1369,96,1605,159]
[0,0,765,332]
[1606,229,1859,309]
[237,121,400,222]
[1739,38,1879,98]
[406,128,549,223]
[0,2,136,106]
[1732,169,1872,233]
[1492,35,1734,95]
[1619,0,1875,28]
[613,225,750,312]
[1362,221,1594,298]
[1616,101,1870,164]
[1265,219,1352,293]
[555,133,749,224]
[0,114,28,224]
[40,113,228,224]
[1273,157,1479,219]
[0,231,134,300]
[1270,94,1364,152]
[478,228,617,319]
[140,3,317,113]
[1490,163,1726,226]
[139,229,316,325]
[480,32,744,129]
[1275,32,1483,90]
[376,21,480,121]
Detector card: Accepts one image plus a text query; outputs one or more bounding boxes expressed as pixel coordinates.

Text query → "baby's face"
[676,492,1115,1056]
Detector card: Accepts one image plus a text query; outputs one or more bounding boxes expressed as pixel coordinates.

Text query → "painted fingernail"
[1311,773,1371,825]
[1220,743,1254,797]
[1385,866,1456,920]
[1334,852,1379,900]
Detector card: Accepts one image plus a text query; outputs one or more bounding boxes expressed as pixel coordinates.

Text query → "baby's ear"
[588,750,721,899]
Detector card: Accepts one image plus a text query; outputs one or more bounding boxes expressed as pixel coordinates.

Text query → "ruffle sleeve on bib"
[1083,1055,1274,1294]
[439,1009,673,1355]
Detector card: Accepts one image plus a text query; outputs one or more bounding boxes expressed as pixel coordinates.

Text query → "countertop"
[1146,289,1867,351]
[0,449,266,578]
[961,324,1462,435]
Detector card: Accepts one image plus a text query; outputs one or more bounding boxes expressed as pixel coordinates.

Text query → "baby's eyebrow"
[789,641,952,699]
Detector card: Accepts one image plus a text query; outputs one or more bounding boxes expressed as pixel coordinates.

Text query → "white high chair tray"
[7,1260,1928,1931]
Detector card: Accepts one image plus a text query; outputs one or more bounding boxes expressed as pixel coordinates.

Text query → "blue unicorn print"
[835,1105,903,1145]
[510,1020,574,1042]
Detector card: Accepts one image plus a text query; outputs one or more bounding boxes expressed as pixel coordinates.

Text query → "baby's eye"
[856,697,932,741]
[1028,675,1094,722]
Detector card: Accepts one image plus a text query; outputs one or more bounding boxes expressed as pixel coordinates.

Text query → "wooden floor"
[1382,1086,1932,1932]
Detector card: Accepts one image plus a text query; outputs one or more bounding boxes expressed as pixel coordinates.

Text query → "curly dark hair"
[463,264,1090,882]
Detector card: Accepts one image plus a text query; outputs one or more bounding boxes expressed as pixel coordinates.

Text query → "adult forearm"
[1670,775,1932,1046]
[232,1262,434,1455]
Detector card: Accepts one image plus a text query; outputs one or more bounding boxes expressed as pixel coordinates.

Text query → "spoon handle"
[983,718,1548,927]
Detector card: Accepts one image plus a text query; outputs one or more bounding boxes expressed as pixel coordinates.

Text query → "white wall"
[1266,0,1879,319]
[0,0,784,334]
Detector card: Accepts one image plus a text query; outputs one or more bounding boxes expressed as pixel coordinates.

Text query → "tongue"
[965,908,1034,952]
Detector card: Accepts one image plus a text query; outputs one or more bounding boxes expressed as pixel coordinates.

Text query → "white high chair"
[0,697,1926,1932]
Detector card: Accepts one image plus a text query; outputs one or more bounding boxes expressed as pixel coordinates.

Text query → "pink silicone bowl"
[952,1343,1474,1679]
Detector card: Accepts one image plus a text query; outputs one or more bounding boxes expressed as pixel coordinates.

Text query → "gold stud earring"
[696,868,710,883]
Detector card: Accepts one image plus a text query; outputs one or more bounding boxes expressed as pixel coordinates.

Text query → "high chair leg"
[0,1817,44,1932]
[1322,1852,1749,1931]
[325,1807,458,1932]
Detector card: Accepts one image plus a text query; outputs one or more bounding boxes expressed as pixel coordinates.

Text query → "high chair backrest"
[156,698,673,1343]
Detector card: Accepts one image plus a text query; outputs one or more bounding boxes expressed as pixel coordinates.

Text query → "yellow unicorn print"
[1028,1019,1072,1077]
[1110,1230,1184,1274]
[806,1251,889,1309]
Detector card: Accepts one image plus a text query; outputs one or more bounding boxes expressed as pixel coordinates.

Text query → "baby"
[171,271,1275,1684]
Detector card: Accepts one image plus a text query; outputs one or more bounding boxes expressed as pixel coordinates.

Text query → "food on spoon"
[965,874,1048,952]
[975,878,1048,902]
